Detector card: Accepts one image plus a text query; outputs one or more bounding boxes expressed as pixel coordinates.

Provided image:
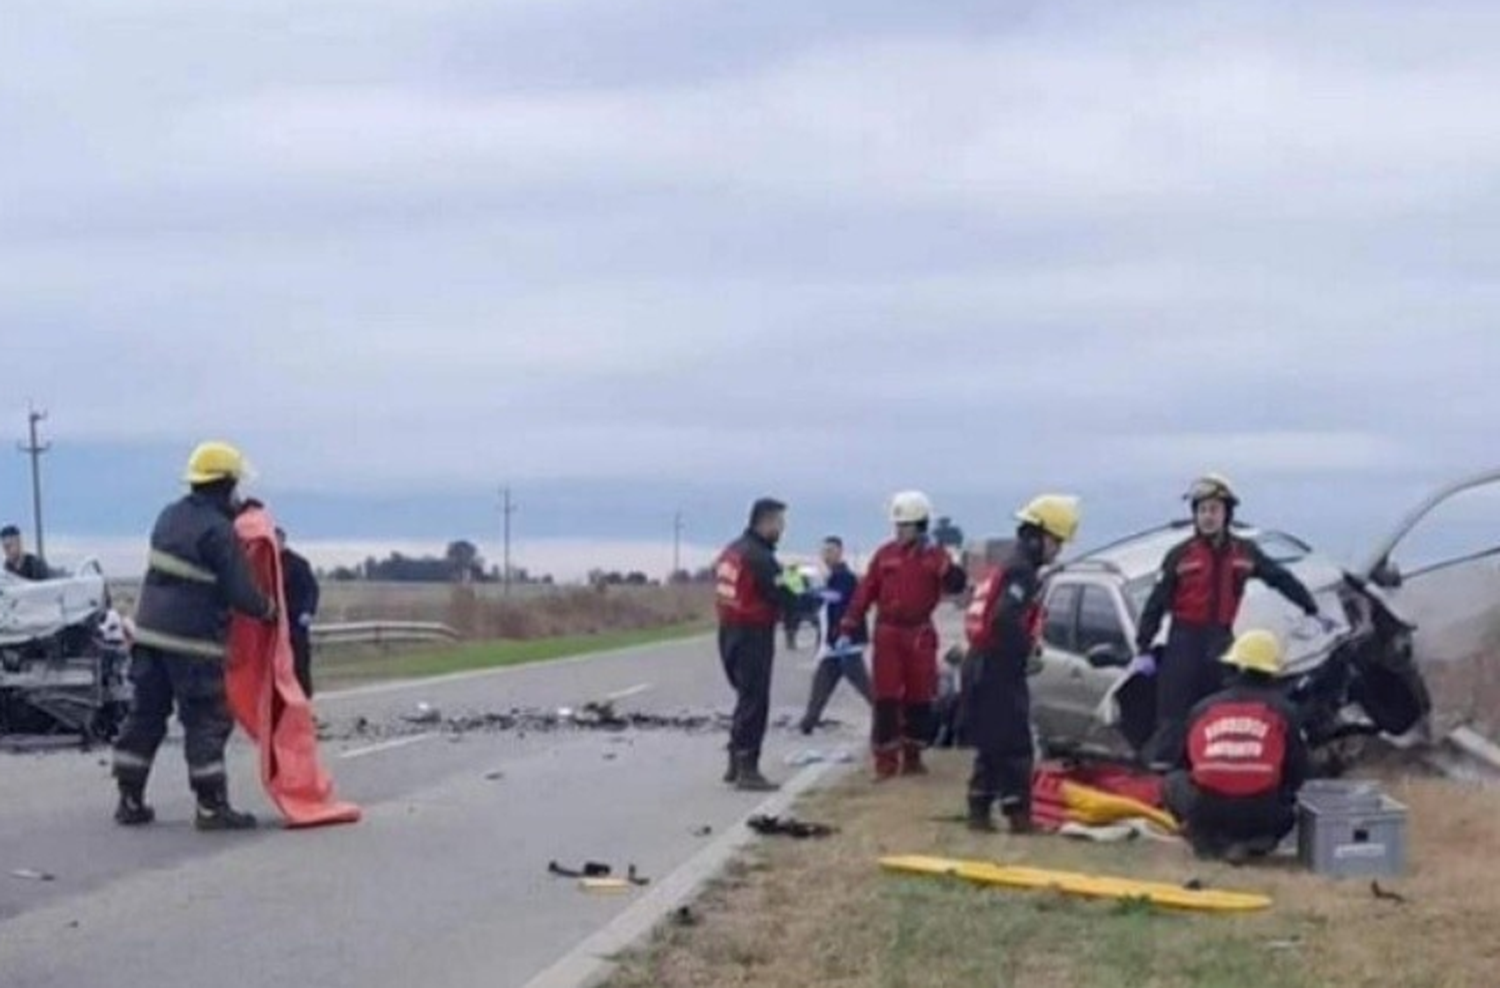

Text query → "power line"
[672,509,685,577]
[17,404,50,562]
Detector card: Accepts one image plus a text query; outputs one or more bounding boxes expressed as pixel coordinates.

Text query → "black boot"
[722,749,739,785]
[114,781,156,827]
[734,753,780,793]
[194,783,258,832]
[967,797,997,833]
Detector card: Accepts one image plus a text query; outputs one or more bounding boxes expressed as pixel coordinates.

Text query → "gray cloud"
[3,0,1499,536]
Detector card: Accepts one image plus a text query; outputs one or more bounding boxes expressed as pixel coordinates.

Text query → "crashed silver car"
[1022,469,1500,769]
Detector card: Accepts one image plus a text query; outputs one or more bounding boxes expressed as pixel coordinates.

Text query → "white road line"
[339,733,437,760]
[318,635,711,703]
[605,683,652,702]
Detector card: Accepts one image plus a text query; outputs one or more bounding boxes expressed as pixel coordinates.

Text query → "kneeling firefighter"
[1164,629,1310,862]
[964,495,1080,834]
[111,442,279,830]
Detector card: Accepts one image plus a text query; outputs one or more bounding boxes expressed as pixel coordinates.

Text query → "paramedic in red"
[839,491,968,780]
[715,497,794,793]
[1134,474,1331,769]
[963,495,1080,833]
[1165,629,1310,863]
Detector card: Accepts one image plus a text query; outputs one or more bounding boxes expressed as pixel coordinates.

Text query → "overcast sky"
[4,0,1499,577]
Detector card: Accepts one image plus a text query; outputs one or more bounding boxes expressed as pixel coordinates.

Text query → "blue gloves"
[834,635,853,653]
[1127,653,1156,677]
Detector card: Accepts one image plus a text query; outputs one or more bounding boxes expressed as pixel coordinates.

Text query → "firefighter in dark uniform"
[277,527,321,698]
[1165,629,1310,863]
[1134,474,1332,769]
[112,442,279,830]
[715,497,797,792]
[964,495,1081,834]
[1,525,48,580]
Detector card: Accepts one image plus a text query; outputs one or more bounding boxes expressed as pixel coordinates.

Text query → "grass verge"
[608,750,1500,988]
[317,621,711,688]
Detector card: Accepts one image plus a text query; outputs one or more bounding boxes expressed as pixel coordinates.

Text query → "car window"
[1076,586,1129,655]
[1042,584,1081,652]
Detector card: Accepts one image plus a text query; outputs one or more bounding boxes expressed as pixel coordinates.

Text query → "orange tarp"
[226,507,361,829]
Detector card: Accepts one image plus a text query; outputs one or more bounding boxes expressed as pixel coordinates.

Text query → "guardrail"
[310,621,462,647]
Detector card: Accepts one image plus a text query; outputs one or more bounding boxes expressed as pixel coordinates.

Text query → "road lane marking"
[605,683,652,702]
[339,733,437,760]
[319,635,712,702]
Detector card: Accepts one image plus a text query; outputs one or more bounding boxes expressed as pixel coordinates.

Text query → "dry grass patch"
[609,752,1500,988]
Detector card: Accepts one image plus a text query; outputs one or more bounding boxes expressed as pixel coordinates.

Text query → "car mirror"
[1085,643,1129,669]
[1371,558,1403,589]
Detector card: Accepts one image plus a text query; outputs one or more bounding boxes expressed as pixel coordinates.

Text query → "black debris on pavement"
[548,860,613,879]
[322,705,733,744]
[692,825,713,837]
[10,869,56,882]
[672,906,699,927]
[747,815,838,839]
[627,865,651,886]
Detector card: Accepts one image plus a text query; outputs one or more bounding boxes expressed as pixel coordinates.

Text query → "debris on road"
[692,825,713,837]
[1371,881,1409,904]
[785,747,856,767]
[580,878,632,893]
[627,865,651,886]
[548,860,613,879]
[671,905,699,927]
[321,704,733,745]
[748,815,838,839]
[10,868,56,882]
[483,770,505,781]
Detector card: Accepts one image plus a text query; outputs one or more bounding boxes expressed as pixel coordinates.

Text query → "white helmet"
[889,490,934,525]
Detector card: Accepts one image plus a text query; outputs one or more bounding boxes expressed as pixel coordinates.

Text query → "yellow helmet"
[1015,494,1081,543]
[183,441,249,485]
[1184,472,1239,507]
[1221,629,1283,676]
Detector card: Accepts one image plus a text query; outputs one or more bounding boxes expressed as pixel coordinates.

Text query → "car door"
[1069,584,1137,748]
[1362,467,1500,666]
[1031,583,1082,744]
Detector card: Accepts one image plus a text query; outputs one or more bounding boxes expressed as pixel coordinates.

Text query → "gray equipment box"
[1296,780,1408,878]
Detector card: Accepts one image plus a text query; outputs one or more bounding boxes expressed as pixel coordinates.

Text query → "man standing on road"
[1133,474,1332,770]
[798,536,872,735]
[963,495,1080,833]
[839,491,969,780]
[1165,629,1310,863]
[2,525,48,580]
[715,497,797,792]
[111,441,279,831]
[278,527,321,698]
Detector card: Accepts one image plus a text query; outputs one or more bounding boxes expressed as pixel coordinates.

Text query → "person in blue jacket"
[799,536,873,734]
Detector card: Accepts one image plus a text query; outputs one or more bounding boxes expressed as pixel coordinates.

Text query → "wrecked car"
[979,469,1500,771]
[1,560,131,744]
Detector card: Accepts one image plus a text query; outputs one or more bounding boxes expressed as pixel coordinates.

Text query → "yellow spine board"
[880,855,1270,913]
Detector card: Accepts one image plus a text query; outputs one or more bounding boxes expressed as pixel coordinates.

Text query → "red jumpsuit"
[841,539,967,776]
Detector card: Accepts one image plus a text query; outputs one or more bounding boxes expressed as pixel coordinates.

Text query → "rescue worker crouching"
[111,441,279,831]
[1134,474,1332,770]
[964,495,1080,834]
[1164,629,1310,864]
[840,490,969,781]
[715,497,798,792]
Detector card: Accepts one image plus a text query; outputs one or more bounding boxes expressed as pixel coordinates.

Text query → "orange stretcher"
[226,507,361,829]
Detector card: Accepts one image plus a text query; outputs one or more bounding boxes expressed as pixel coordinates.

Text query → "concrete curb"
[518,760,844,988]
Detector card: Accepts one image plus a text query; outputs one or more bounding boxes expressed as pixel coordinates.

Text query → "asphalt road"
[0,631,880,988]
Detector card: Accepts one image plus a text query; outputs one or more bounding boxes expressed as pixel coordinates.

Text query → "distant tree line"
[322,540,553,585]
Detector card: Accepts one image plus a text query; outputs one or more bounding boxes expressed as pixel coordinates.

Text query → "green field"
[319,621,712,688]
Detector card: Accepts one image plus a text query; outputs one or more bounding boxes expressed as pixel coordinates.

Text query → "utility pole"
[18,405,50,563]
[672,509,684,579]
[499,486,516,595]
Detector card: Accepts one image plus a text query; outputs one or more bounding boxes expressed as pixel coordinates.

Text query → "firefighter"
[111,441,279,830]
[799,536,873,735]
[839,491,968,780]
[1133,474,1333,770]
[964,495,1080,833]
[1164,629,1310,863]
[715,497,797,791]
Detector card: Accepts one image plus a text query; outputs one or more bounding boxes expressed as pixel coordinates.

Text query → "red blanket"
[226,507,361,829]
[1032,760,1165,832]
